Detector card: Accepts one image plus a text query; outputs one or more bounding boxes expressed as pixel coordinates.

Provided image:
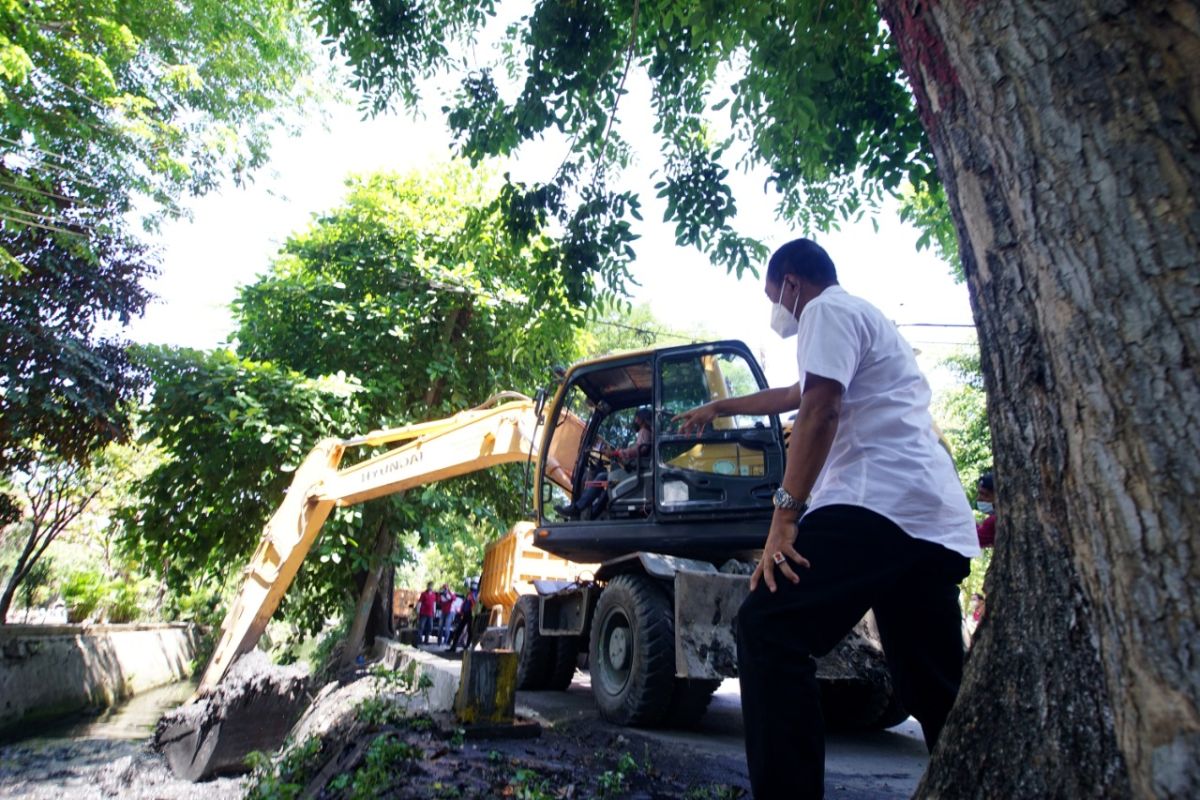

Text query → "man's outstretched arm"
[674,382,801,433]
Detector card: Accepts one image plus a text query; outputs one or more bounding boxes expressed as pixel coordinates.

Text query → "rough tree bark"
[875,2,1199,797]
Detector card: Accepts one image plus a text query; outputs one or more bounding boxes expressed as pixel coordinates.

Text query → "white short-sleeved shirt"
[795,285,980,557]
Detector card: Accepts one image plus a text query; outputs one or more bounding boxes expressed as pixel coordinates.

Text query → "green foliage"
[420,531,486,591]
[245,736,324,800]
[0,448,109,621]
[310,0,950,281]
[0,490,18,527]
[356,695,407,728]
[161,577,226,627]
[120,345,364,631]
[899,181,961,279]
[0,0,316,222]
[232,165,578,416]
[103,574,149,623]
[506,767,555,800]
[576,301,703,358]
[936,349,991,489]
[123,163,582,634]
[596,751,639,798]
[0,220,154,472]
[685,785,746,800]
[62,567,106,622]
[0,0,318,471]
[348,734,422,798]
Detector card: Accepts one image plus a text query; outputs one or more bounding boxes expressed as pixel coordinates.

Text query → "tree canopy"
[0,0,316,470]
[311,0,944,281]
[125,163,583,632]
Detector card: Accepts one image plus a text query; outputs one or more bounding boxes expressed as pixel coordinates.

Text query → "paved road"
[516,671,930,799]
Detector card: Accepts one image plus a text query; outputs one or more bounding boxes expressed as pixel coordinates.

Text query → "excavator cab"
[533,340,787,564]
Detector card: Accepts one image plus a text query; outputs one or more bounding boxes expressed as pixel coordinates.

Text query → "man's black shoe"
[555,503,577,519]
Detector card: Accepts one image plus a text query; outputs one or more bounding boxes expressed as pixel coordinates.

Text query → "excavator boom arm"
[198,398,565,692]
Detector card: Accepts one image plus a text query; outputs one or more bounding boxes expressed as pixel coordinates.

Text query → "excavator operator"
[556,406,652,519]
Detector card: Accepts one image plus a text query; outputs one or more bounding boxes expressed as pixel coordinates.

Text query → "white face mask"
[770,284,801,338]
[976,500,994,514]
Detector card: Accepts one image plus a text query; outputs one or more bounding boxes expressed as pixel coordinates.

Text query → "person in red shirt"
[417,582,437,644]
[436,584,457,644]
[976,472,997,548]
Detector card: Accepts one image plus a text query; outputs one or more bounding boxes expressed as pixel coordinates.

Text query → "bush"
[62,569,107,623]
[163,579,226,627]
[104,577,147,623]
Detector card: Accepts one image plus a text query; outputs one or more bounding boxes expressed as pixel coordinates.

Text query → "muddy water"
[0,680,245,799]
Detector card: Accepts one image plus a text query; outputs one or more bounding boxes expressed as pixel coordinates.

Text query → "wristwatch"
[772,486,804,511]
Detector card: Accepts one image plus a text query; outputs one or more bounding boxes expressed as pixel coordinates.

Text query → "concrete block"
[378,640,460,713]
[454,649,517,725]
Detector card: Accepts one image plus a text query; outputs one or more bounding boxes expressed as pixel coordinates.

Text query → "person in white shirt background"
[677,238,979,800]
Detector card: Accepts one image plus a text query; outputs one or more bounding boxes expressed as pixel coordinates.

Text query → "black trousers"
[737,504,970,799]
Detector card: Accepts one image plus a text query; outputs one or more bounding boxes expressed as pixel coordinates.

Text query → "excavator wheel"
[546,635,580,691]
[510,595,555,690]
[588,573,675,727]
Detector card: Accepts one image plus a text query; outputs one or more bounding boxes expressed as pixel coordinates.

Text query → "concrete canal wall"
[0,623,200,733]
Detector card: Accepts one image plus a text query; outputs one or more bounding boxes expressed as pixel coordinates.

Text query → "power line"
[13,159,108,193]
[896,322,976,329]
[0,134,96,176]
[0,202,95,230]
[32,70,114,117]
[0,144,108,193]
[908,340,978,348]
[0,212,87,238]
[0,177,104,210]
[590,317,695,343]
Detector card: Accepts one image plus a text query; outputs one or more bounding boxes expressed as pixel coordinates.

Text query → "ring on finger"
[772,552,786,565]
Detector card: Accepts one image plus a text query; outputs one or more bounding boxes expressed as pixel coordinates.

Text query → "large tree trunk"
[876,2,1198,797]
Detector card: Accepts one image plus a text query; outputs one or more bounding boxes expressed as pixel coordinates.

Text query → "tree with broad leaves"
[309,2,1198,795]
[123,163,583,635]
[0,0,317,471]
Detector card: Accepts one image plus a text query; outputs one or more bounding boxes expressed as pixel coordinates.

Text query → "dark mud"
[244,713,749,800]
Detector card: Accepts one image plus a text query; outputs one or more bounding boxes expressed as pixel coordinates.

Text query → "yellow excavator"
[198,339,902,733]
[197,391,578,692]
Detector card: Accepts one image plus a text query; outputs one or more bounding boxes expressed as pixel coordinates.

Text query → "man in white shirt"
[677,238,978,799]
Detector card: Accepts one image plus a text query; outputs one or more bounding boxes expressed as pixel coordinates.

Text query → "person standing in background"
[976,471,997,548]
[417,582,437,644]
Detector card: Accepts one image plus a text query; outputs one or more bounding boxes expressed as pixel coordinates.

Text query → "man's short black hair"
[634,407,653,425]
[978,472,994,492]
[766,238,838,286]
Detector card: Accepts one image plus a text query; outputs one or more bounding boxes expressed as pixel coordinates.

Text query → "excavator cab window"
[655,347,784,516]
